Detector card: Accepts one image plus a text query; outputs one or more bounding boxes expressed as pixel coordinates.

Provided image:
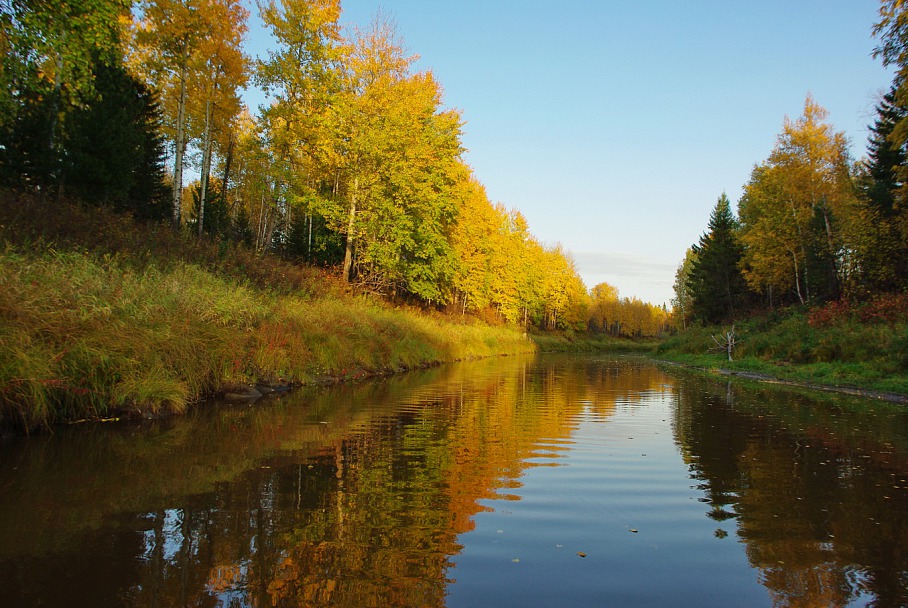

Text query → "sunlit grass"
[657,308,908,395]
[530,331,658,353]
[0,243,534,429]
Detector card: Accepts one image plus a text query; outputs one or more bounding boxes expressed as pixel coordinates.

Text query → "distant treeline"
[674,2,908,326]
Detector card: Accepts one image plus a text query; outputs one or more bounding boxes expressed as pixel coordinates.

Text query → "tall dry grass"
[0,195,535,429]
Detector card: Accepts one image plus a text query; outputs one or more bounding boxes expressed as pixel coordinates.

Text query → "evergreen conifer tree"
[689,194,751,324]
[858,84,908,291]
[64,60,169,220]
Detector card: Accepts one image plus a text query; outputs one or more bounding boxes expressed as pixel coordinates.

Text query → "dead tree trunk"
[711,325,740,361]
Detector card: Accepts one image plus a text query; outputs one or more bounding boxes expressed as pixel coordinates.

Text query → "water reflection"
[0,355,906,606]
[673,372,908,607]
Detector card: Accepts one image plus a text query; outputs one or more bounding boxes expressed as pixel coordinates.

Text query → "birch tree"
[132,0,206,228]
[187,0,249,236]
[739,96,858,304]
[256,0,342,251]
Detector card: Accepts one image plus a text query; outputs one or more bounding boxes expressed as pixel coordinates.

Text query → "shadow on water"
[0,353,906,606]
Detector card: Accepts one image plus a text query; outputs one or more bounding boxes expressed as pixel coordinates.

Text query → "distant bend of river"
[1,353,906,607]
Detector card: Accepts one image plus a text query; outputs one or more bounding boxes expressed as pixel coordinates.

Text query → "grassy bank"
[530,331,658,353]
[0,197,534,430]
[657,302,908,396]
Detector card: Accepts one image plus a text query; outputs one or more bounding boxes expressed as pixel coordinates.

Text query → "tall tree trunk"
[221,132,234,215]
[172,62,188,230]
[343,178,358,282]
[50,49,64,197]
[257,191,267,250]
[262,205,279,254]
[820,203,840,298]
[198,98,213,237]
[790,248,805,304]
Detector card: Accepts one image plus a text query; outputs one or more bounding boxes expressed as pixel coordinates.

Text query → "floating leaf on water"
[511,558,520,563]
[629,529,638,533]
[577,552,587,557]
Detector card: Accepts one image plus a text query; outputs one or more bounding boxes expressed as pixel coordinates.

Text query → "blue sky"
[242,0,892,306]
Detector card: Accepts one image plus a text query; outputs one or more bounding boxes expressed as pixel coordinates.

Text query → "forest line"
[673,1,908,328]
[0,0,669,339]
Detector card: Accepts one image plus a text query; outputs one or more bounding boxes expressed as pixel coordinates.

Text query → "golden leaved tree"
[256,0,343,251]
[738,95,859,304]
[131,0,250,231]
[319,13,466,301]
[187,0,250,236]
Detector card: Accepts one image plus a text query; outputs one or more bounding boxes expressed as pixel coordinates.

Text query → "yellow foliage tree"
[739,95,859,304]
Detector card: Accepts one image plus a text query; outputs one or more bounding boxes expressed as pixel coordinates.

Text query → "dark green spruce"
[689,194,751,324]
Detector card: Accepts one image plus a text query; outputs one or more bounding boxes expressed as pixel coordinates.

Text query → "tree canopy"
[0,0,616,334]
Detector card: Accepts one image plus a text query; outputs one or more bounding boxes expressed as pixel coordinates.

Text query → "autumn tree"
[689,194,750,323]
[450,178,500,313]
[588,282,619,334]
[185,0,249,236]
[131,0,251,233]
[256,0,343,252]
[224,111,272,247]
[450,183,592,330]
[132,0,211,228]
[738,96,859,304]
[540,244,588,331]
[306,13,467,303]
[500,210,546,326]
[588,283,668,338]
[671,248,697,330]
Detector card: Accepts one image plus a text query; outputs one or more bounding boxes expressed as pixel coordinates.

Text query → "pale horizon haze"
[241,0,893,307]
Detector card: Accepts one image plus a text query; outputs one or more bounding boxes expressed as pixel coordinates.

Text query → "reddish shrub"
[807,299,851,328]
[857,293,908,324]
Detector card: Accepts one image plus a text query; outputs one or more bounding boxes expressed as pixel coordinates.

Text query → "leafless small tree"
[710,326,741,362]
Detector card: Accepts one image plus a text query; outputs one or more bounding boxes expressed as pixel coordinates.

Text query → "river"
[0,354,906,607]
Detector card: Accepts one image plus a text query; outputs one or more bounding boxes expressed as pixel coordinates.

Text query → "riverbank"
[0,197,534,431]
[656,303,908,399]
[654,357,908,405]
[530,331,659,353]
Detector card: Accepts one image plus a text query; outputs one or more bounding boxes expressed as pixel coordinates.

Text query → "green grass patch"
[657,307,908,395]
[531,331,658,353]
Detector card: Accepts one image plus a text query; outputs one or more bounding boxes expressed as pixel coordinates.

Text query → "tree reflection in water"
[674,374,908,607]
[0,355,906,606]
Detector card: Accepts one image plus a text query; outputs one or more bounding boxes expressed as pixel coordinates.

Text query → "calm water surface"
[1,354,907,607]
